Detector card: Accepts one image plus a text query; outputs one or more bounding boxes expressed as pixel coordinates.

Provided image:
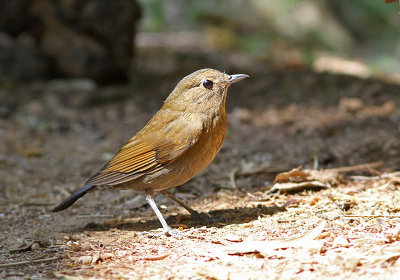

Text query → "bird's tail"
[52,184,94,212]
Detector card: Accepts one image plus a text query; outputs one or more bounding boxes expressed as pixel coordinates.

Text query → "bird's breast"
[173,113,227,183]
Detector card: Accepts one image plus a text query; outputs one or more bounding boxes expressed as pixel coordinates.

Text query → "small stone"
[31,243,41,251]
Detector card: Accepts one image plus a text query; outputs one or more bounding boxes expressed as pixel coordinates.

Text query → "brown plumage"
[52,68,248,235]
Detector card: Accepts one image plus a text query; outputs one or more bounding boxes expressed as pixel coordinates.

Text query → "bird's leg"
[144,189,180,236]
[162,190,210,222]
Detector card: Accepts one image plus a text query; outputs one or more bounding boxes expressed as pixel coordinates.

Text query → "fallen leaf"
[271,167,341,192]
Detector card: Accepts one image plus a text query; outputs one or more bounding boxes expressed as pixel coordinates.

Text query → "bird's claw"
[164,227,185,237]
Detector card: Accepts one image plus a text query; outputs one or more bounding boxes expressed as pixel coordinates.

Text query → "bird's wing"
[86,111,204,186]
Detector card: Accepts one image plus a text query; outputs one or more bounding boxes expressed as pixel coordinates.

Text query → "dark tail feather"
[52,184,94,212]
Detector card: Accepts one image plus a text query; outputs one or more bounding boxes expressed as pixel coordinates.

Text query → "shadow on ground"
[80,204,286,232]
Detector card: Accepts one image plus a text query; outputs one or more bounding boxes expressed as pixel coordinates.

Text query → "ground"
[1,50,400,279]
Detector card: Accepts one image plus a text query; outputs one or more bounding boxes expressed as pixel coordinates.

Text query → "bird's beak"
[227,74,249,84]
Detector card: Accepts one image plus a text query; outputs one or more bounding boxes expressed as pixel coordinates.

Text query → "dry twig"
[142,253,170,261]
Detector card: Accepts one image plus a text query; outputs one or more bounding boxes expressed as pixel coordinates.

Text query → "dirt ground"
[1,50,400,279]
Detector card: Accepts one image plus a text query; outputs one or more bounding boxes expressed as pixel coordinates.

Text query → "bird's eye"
[202,79,213,89]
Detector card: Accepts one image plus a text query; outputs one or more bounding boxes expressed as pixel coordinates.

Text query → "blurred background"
[135,0,400,80]
[1,0,399,86]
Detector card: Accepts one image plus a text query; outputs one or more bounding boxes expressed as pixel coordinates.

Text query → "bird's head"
[164,68,249,113]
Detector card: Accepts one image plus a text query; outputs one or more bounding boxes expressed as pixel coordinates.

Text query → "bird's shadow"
[81,204,286,232]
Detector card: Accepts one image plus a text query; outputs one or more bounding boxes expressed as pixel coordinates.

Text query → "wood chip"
[142,253,170,261]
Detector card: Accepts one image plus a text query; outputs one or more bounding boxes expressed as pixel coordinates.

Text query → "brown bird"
[52,68,248,235]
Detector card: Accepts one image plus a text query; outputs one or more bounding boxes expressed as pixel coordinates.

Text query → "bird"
[52,68,249,235]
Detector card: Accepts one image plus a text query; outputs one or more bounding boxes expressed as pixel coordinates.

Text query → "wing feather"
[86,111,204,186]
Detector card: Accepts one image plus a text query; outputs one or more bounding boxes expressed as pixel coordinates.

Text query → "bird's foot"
[164,226,185,237]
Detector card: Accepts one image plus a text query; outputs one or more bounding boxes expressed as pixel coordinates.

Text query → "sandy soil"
[1,50,400,279]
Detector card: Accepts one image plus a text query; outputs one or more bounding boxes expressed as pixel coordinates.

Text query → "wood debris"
[270,162,383,193]
[270,166,340,192]
[223,221,326,256]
